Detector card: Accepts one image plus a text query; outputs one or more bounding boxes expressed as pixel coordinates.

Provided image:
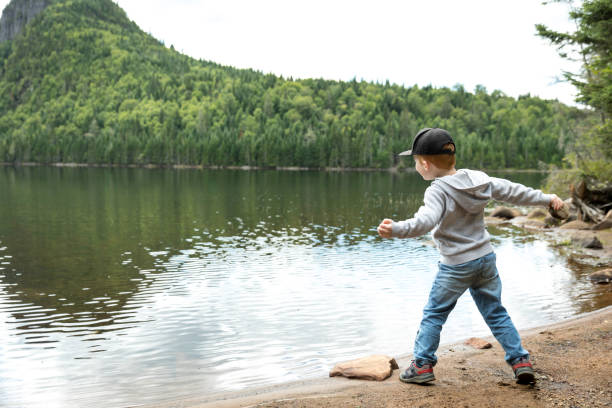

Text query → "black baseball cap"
[399,128,455,156]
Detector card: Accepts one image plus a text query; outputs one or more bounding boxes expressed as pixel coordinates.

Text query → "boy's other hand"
[549,194,564,210]
[377,218,393,238]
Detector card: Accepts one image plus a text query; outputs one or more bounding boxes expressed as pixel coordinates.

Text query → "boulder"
[464,337,492,349]
[528,208,548,219]
[544,215,561,227]
[587,238,604,249]
[519,219,547,229]
[571,235,603,249]
[484,216,510,225]
[491,207,521,219]
[329,355,399,381]
[588,269,612,284]
[565,214,578,223]
[548,202,571,220]
[559,220,593,230]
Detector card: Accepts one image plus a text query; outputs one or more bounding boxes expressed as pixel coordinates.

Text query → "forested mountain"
[0,0,593,169]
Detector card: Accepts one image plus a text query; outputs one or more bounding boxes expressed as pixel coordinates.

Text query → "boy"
[377,128,564,385]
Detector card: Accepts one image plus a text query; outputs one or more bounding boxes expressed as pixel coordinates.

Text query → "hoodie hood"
[391,168,552,265]
[434,169,492,214]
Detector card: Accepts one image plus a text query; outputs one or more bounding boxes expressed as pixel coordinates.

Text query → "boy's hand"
[377,218,393,238]
[548,194,570,220]
[549,194,564,211]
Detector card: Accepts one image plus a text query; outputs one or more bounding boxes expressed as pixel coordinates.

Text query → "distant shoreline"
[0,162,548,173]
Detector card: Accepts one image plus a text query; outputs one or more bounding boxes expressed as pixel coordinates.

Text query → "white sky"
[1,0,582,106]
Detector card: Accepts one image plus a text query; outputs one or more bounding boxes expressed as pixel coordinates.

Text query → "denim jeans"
[413,252,528,366]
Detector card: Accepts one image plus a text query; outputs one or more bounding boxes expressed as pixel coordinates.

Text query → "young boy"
[377,128,564,385]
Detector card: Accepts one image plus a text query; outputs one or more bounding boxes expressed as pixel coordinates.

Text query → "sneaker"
[399,360,435,384]
[512,357,535,384]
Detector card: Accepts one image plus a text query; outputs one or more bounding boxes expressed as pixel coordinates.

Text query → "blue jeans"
[413,252,528,366]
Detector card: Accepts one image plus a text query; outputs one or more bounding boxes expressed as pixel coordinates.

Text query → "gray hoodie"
[391,169,553,265]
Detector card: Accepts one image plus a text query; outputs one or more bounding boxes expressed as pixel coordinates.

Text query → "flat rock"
[491,207,521,219]
[571,235,603,249]
[464,337,492,349]
[559,220,593,230]
[588,269,612,284]
[329,355,399,381]
[592,219,612,231]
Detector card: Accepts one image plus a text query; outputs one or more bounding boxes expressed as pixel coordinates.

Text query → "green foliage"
[543,166,583,196]
[538,0,612,189]
[0,0,593,169]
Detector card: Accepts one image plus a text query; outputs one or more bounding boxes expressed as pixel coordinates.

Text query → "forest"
[0,0,596,170]
[537,0,611,187]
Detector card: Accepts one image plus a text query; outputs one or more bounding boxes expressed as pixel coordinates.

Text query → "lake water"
[0,167,609,407]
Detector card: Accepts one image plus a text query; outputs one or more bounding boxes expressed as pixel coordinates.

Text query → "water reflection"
[0,167,608,407]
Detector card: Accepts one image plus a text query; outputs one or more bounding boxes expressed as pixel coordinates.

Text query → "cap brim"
[398,150,413,156]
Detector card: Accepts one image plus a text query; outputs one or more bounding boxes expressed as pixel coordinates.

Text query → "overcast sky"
[1,0,582,105]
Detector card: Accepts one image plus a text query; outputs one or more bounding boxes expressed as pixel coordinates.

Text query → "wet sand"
[145,305,612,408]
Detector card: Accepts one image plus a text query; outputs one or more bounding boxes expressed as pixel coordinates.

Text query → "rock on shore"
[329,355,399,381]
[589,268,612,284]
[487,203,612,270]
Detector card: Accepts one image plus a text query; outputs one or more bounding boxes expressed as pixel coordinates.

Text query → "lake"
[0,167,608,407]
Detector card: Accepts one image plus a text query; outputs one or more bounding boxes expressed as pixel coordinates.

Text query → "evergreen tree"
[537,0,612,186]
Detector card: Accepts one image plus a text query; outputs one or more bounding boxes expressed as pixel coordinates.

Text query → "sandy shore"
[144,305,611,408]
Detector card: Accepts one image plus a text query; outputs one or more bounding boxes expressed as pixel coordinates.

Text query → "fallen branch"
[571,195,605,223]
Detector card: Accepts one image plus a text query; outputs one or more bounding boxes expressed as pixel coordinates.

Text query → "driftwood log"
[570,179,612,224]
[572,195,605,223]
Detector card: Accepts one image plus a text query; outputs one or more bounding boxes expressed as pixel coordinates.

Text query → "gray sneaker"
[399,360,435,384]
[512,357,535,384]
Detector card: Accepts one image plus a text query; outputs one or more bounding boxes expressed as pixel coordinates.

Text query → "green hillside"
[0,0,593,169]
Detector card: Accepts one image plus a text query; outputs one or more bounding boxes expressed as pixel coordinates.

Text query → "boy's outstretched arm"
[377,187,444,239]
[490,177,563,209]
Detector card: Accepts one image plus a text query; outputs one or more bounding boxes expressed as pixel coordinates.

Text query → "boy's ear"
[420,157,430,170]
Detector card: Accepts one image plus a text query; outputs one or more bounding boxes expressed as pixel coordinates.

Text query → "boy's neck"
[434,167,457,178]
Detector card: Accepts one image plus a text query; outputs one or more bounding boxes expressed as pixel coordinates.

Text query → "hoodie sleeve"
[489,177,553,207]
[391,186,445,238]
